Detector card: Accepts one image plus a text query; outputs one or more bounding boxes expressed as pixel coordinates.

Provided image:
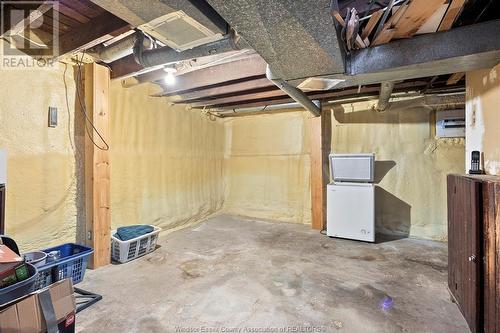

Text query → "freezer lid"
[329,153,375,183]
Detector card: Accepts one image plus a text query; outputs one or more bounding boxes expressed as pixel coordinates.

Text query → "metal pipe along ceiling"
[133,32,246,69]
[96,32,152,63]
[374,81,395,111]
[265,65,322,117]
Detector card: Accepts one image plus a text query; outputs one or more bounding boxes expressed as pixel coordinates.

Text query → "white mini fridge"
[326,153,375,242]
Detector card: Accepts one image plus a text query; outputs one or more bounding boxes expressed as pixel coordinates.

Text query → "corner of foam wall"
[466,63,500,175]
[220,110,313,225]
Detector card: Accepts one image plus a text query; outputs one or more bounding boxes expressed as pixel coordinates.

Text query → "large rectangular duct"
[205,0,346,81]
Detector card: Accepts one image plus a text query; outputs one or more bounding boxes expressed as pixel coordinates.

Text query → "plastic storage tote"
[0,263,38,305]
[111,226,161,263]
[33,243,93,290]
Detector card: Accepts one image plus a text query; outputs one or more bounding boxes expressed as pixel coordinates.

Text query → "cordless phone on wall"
[469,151,485,175]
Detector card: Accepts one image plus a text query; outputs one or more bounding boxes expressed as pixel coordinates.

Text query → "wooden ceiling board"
[393,0,446,38]
[57,3,91,23]
[60,0,103,19]
[415,3,449,34]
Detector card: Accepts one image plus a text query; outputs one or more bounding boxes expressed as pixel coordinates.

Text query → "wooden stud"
[446,72,465,85]
[310,107,331,230]
[332,9,365,49]
[372,28,396,46]
[370,3,408,46]
[389,3,409,28]
[372,0,396,41]
[331,10,346,27]
[361,9,383,39]
[84,62,111,269]
[438,0,466,31]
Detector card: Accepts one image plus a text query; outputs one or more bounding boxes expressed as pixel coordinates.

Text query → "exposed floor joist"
[59,12,130,56]
[188,80,448,110]
[164,77,275,102]
[151,56,267,95]
[203,81,464,110]
[186,88,283,107]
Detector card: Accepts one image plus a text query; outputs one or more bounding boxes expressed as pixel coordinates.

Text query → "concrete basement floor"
[77,215,469,333]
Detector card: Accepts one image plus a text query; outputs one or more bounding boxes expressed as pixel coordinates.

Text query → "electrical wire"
[75,51,110,151]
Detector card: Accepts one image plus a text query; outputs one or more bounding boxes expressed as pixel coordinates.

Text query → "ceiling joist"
[164,77,275,102]
[58,12,130,57]
[151,55,267,95]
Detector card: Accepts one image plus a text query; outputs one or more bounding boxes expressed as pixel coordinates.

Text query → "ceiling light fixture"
[163,67,177,85]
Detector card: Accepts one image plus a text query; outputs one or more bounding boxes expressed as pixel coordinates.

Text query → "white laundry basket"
[111,226,161,263]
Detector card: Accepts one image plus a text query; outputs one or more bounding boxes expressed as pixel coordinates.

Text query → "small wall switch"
[48,106,57,127]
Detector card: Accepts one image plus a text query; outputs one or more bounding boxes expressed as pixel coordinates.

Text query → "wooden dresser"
[447,174,500,333]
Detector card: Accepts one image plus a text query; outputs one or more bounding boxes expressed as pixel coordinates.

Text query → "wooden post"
[310,108,331,230]
[84,63,111,268]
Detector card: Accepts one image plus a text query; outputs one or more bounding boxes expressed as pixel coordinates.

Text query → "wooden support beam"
[372,28,395,46]
[310,107,331,230]
[126,55,267,89]
[84,62,111,269]
[162,77,274,100]
[59,12,130,56]
[438,0,466,32]
[331,9,366,49]
[206,80,431,110]
[447,72,465,85]
[138,56,266,96]
[361,9,383,39]
[187,88,284,107]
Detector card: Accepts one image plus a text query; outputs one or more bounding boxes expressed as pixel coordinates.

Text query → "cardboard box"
[0,279,76,333]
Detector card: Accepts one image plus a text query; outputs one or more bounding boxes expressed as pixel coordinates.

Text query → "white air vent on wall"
[139,11,223,52]
[436,109,465,138]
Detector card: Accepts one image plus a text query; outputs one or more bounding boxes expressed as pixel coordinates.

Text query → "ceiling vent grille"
[139,11,223,52]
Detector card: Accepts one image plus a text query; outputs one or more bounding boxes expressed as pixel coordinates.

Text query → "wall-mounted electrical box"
[48,106,57,127]
[436,109,465,138]
[0,149,6,185]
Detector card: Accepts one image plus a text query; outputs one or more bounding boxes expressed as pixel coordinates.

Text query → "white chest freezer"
[327,182,375,242]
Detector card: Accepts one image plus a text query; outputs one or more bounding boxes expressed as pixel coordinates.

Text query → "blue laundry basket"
[33,243,93,290]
